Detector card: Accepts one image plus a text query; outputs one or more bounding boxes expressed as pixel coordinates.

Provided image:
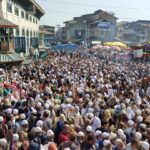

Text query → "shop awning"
[0,53,24,64]
[0,18,18,28]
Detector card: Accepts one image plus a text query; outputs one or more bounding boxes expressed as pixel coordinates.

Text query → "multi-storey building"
[39,25,55,47]
[63,10,117,44]
[117,20,150,45]
[1,0,44,55]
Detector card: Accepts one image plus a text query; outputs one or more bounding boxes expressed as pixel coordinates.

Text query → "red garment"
[58,132,69,143]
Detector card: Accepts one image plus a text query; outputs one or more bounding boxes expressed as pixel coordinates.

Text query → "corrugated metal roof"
[0,18,18,28]
[0,53,24,64]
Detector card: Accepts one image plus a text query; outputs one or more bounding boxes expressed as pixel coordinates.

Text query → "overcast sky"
[36,0,150,27]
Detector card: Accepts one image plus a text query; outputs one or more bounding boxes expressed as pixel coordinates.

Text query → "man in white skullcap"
[103,140,112,150]
[12,134,21,150]
[141,141,149,150]
[109,132,117,149]
[125,139,140,150]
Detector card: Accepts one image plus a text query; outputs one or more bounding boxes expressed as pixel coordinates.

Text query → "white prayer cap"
[136,109,141,115]
[103,140,111,147]
[137,116,143,123]
[13,134,19,142]
[109,132,117,140]
[97,93,102,97]
[95,130,102,136]
[21,120,28,126]
[0,138,7,146]
[102,132,109,138]
[79,98,83,103]
[118,129,124,136]
[6,108,12,114]
[87,113,94,120]
[32,109,37,115]
[36,120,43,127]
[0,116,3,123]
[47,130,54,137]
[44,103,50,109]
[120,134,126,141]
[20,113,26,120]
[85,94,90,98]
[88,101,93,107]
[37,102,42,108]
[35,127,42,133]
[68,91,72,97]
[135,132,142,140]
[86,126,93,132]
[141,142,149,150]
[88,108,94,113]
[140,123,146,129]
[60,104,66,109]
[128,120,134,126]
[64,148,71,150]
[77,132,85,137]
[125,99,130,104]
[46,100,51,105]
[13,109,18,115]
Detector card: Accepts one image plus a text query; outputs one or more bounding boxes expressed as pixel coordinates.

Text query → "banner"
[97,22,112,31]
[115,53,130,61]
[75,30,84,39]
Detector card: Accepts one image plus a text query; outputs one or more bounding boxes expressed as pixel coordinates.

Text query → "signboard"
[75,30,84,39]
[97,22,112,31]
[115,53,130,61]
[134,49,143,58]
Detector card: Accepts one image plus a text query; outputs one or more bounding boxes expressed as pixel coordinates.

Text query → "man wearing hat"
[126,139,140,150]
[77,132,85,150]
[114,139,125,150]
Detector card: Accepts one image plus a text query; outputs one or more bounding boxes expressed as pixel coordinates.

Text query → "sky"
[36,0,150,27]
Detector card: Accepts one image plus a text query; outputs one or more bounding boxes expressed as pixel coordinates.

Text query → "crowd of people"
[0,50,149,150]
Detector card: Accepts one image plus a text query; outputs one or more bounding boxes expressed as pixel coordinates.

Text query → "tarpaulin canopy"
[104,42,127,49]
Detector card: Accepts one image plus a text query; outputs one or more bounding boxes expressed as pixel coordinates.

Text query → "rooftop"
[29,0,45,15]
[13,0,45,18]
[0,18,18,28]
[64,9,117,25]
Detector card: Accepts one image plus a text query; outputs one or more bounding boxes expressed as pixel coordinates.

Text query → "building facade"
[1,0,44,55]
[117,20,150,45]
[63,10,117,44]
[39,25,55,47]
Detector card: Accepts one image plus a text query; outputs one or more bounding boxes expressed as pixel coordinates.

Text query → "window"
[29,16,32,22]
[26,14,28,20]
[30,31,32,37]
[33,18,35,23]
[35,20,37,24]
[16,28,19,36]
[26,30,29,37]
[21,11,25,18]
[22,29,25,36]
[7,2,12,13]
[15,7,19,16]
